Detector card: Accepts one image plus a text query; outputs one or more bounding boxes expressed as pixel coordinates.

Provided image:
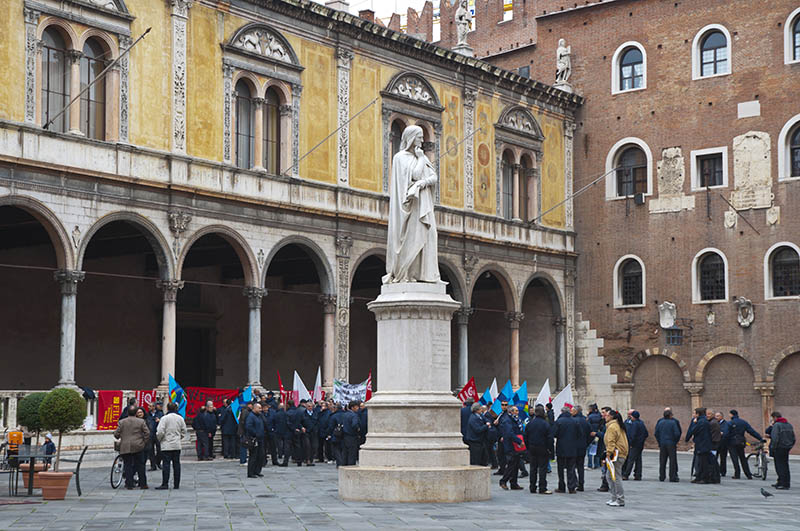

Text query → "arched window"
[700,31,728,77]
[792,128,800,178]
[41,27,69,133]
[616,147,647,197]
[502,151,514,220]
[621,259,643,306]
[772,247,800,297]
[390,119,403,159]
[620,48,643,91]
[699,252,726,301]
[80,38,106,140]
[263,87,280,174]
[794,16,800,61]
[234,80,254,169]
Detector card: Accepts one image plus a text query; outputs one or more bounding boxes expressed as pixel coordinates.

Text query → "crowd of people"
[462,399,796,507]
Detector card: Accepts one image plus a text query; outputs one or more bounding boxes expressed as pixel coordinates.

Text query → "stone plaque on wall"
[731,131,773,210]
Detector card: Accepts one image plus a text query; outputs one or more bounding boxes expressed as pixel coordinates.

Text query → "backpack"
[333,423,344,439]
[776,424,796,450]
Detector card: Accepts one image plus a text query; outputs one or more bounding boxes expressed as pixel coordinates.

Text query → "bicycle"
[110,452,124,489]
[746,441,768,480]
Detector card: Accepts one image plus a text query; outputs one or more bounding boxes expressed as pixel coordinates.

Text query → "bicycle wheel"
[746,453,761,479]
[760,453,768,481]
[111,455,124,489]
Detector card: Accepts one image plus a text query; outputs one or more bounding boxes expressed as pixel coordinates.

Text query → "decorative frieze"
[463,89,476,210]
[233,27,290,63]
[291,84,302,178]
[381,108,392,193]
[118,34,132,142]
[24,8,40,125]
[169,0,192,153]
[564,120,575,228]
[336,48,353,186]
[335,235,353,381]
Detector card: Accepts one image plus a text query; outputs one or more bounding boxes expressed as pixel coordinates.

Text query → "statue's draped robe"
[383,150,440,283]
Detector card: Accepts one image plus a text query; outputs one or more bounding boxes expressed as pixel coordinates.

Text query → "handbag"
[512,434,527,454]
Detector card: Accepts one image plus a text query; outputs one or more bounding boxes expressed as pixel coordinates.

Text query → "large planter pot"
[37,471,73,500]
[19,463,48,489]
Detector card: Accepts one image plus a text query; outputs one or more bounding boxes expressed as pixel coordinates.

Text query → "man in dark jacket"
[265,391,279,411]
[262,403,279,466]
[654,407,682,482]
[494,401,511,476]
[237,402,253,465]
[484,407,499,469]
[465,402,490,465]
[327,402,345,466]
[301,401,319,466]
[288,401,306,465]
[274,402,292,466]
[525,405,554,494]
[219,399,238,459]
[587,404,604,469]
[727,409,764,479]
[572,406,592,491]
[341,401,361,466]
[622,410,648,480]
[686,407,712,484]
[245,403,265,478]
[498,406,524,490]
[714,412,730,477]
[766,411,795,490]
[552,406,580,493]
[461,399,474,444]
[706,409,722,483]
[194,402,217,461]
[317,401,331,463]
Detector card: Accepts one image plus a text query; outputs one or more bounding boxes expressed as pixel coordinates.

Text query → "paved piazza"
[1,452,798,530]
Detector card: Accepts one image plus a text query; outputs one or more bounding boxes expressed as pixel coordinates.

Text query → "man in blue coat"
[461,400,474,444]
[587,404,604,469]
[525,405,554,494]
[262,404,279,466]
[341,401,361,466]
[727,409,764,479]
[273,402,292,467]
[654,407,682,482]
[219,399,239,459]
[465,402,490,465]
[622,410,648,480]
[551,406,580,493]
[245,403,266,478]
[317,401,331,463]
[498,406,524,490]
[572,406,592,491]
[327,402,346,466]
[301,401,319,466]
[714,412,730,477]
[686,407,712,484]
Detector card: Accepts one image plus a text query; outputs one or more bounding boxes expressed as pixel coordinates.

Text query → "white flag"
[489,378,499,401]
[535,378,551,407]
[551,383,574,414]
[312,366,323,402]
[292,370,312,406]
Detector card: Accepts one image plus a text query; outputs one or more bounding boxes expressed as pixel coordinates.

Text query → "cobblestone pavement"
[1,451,798,530]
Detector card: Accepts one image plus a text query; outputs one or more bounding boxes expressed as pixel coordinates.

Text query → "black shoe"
[670,479,679,483]
[510,485,524,490]
[247,475,257,478]
[493,471,504,476]
[622,476,629,481]
[155,485,169,490]
[150,466,158,471]
[519,471,529,478]
[140,485,149,489]
[307,463,315,467]
[576,486,584,492]
[776,486,789,490]
[256,474,264,477]
[174,486,179,490]
[499,482,508,490]
[633,478,641,481]
[555,488,566,493]
[746,476,753,480]
[529,487,536,493]
[732,475,741,479]
[597,486,609,492]
[659,478,665,482]
[297,463,303,467]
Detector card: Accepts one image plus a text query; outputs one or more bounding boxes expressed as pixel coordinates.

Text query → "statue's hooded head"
[399,125,424,152]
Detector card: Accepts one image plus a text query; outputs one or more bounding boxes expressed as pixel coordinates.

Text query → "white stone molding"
[690,146,729,191]
[233,27,290,63]
[118,34,131,142]
[612,254,646,309]
[243,286,266,309]
[564,120,575,228]
[222,62,234,163]
[691,247,729,304]
[335,235,353,381]
[291,84,301,178]
[382,72,442,110]
[87,0,119,10]
[611,41,647,94]
[157,278,184,303]
[381,108,392,194]
[564,268,576,387]
[24,7,40,125]
[784,7,800,65]
[778,113,800,181]
[495,138,503,216]
[604,136,654,200]
[731,131,772,210]
[691,23,732,80]
[763,241,800,301]
[169,0,192,154]
[734,296,754,328]
[336,47,353,187]
[499,108,539,136]
[463,88,476,210]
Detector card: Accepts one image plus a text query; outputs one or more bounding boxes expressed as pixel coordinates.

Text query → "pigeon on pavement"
[760,488,773,498]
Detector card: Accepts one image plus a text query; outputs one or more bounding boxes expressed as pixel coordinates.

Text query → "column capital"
[23,7,40,24]
[54,270,85,295]
[157,279,184,302]
[67,49,84,64]
[279,103,292,117]
[169,0,193,18]
[754,382,775,397]
[335,235,353,258]
[319,294,337,314]
[505,311,524,328]
[455,307,474,325]
[683,382,704,396]
[243,287,267,309]
[252,97,265,107]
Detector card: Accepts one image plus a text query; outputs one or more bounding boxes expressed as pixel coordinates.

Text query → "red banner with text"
[97,390,123,430]
[185,387,239,418]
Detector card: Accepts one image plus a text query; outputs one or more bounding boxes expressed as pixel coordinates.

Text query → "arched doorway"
[0,205,63,388]
[773,352,800,443]
[261,242,330,391]
[178,232,251,388]
[703,353,761,427]
[519,277,562,391]
[349,254,384,388]
[469,270,513,391]
[632,356,691,448]
[76,218,169,389]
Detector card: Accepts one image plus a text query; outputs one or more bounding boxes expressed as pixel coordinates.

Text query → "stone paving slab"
[0,451,798,530]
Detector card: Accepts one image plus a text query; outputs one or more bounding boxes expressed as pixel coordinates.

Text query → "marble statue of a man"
[555,38,572,84]
[455,0,472,46]
[383,125,440,284]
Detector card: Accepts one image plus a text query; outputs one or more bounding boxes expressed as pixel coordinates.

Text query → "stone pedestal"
[453,43,474,57]
[338,282,490,503]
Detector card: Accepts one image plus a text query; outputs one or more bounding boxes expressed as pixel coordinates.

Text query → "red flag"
[135,389,157,411]
[97,391,123,430]
[365,371,373,401]
[457,377,478,405]
[277,370,289,404]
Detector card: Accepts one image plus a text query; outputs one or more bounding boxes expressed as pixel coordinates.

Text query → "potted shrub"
[17,392,48,489]
[37,388,86,500]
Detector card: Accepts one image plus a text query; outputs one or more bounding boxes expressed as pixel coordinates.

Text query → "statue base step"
[338,465,490,503]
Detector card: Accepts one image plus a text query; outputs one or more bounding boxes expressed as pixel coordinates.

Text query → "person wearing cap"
[621,410,648,480]
[766,411,795,490]
[265,391,278,411]
[42,433,56,466]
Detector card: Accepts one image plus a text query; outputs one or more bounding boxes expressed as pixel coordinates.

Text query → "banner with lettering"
[97,390,123,430]
[135,389,158,412]
[333,377,370,405]
[184,387,239,418]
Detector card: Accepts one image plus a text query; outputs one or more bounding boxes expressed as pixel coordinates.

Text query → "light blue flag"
[491,380,514,415]
[479,378,498,405]
[231,396,241,424]
[168,374,187,418]
[513,381,529,421]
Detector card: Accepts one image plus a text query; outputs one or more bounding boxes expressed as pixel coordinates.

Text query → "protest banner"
[97,390,123,430]
[184,387,239,418]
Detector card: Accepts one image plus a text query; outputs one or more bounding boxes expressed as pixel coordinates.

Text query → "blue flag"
[232,386,253,424]
[168,374,187,418]
[512,381,529,421]
[491,380,514,415]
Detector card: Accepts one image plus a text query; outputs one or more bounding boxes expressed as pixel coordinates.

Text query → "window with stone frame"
[699,252,726,301]
[80,38,107,140]
[700,31,728,77]
[263,87,281,174]
[794,16,800,61]
[698,153,723,188]
[501,151,514,220]
[665,327,683,346]
[390,119,404,159]
[616,147,647,196]
[621,259,643,306]
[792,127,800,178]
[235,80,255,169]
[619,48,644,91]
[41,27,70,133]
[772,246,800,297]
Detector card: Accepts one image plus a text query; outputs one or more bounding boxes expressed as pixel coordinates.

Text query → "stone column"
[554,317,566,389]
[754,382,775,433]
[320,295,337,391]
[506,312,524,388]
[244,287,266,389]
[279,103,292,173]
[157,279,183,390]
[54,270,85,387]
[169,0,192,154]
[564,269,576,387]
[252,97,265,170]
[512,163,522,221]
[336,47,353,186]
[455,307,473,388]
[335,235,353,381]
[67,50,83,135]
[683,383,704,410]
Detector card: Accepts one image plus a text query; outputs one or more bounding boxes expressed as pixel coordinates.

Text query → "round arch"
[695,346,763,383]
[624,347,691,384]
[350,247,386,285]
[77,212,173,279]
[262,235,334,295]
[77,28,119,59]
[178,225,258,286]
[520,271,564,315]
[263,79,291,103]
[766,344,800,382]
[468,264,517,311]
[437,257,466,303]
[232,71,261,96]
[0,195,73,269]
[37,17,80,48]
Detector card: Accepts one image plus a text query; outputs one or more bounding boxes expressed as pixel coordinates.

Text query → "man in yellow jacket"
[603,408,629,507]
